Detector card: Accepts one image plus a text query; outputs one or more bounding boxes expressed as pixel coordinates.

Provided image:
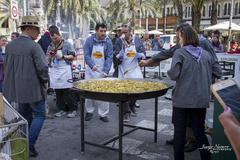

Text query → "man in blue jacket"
[83,23,113,122]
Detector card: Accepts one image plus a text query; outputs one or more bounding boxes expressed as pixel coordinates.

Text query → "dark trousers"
[55,89,77,112]
[173,107,210,160]
[123,100,136,114]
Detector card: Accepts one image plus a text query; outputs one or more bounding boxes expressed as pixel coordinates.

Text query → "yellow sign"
[127,50,135,57]
[93,52,103,58]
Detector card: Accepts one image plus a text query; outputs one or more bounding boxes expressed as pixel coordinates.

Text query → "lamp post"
[146,11,149,32]
[227,0,234,51]
[56,0,61,26]
[163,0,167,34]
[138,10,142,30]
[23,0,29,15]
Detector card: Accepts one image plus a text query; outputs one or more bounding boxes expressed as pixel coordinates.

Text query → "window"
[235,3,239,15]
[217,4,221,17]
[160,37,170,43]
[188,7,191,17]
[224,3,231,16]
[171,7,173,16]
[202,5,206,17]
[228,3,231,15]
[185,7,188,18]
[209,5,212,17]
[239,3,240,14]
[167,8,170,16]
[224,3,227,15]
[235,2,240,15]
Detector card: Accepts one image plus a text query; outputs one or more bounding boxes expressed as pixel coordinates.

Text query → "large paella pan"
[71,78,171,102]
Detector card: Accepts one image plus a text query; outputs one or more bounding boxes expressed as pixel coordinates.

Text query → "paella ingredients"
[76,80,167,93]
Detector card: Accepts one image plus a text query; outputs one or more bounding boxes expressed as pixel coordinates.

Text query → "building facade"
[136,0,240,33]
[183,0,240,29]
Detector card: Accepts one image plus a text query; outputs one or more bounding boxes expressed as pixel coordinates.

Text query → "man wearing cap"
[3,16,48,157]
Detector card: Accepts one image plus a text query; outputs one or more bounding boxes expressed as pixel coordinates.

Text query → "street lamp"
[138,10,141,30]
[23,0,29,16]
[227,0,234,51]
[56,0,61,26]
[146,11,149,32]
[163,0,166,34]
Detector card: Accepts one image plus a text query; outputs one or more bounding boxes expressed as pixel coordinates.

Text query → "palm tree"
[211,0,218,25]
[174,0,184,24]
[0,0,24,29]
[43,0,106,38]
[0,0,10,26]
[190,0,205,33]
[106,0,157,29]
[43,0,106,25]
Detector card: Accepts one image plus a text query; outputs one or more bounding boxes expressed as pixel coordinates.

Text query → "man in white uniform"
[83,23,113,122]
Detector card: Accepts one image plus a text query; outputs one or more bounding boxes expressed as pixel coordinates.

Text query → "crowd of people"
[209,30,240,54]
[0,15,239,160]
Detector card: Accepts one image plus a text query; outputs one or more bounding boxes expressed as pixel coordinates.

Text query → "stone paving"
[30,78,214,160]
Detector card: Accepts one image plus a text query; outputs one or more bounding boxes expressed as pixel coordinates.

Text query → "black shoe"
[166,138,174,145]
[99,116,109,122]
[165,95,172,100]
[130,106,137,117]
[130,110,137,117]
[85,113,93,121]
[29,146,38,157]
[184,142,198,152]
[47,88,54,95]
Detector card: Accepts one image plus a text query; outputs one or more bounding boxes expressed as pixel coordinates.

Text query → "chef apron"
[49,50,73,89]
[85,44,109,117]
[118,38,143,79]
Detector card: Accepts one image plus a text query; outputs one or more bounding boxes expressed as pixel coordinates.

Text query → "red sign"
[11,0,19,20]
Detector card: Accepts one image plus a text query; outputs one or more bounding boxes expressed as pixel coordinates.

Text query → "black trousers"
[123,100,136,114]
[173,107,210,160]
[55,89,78,112]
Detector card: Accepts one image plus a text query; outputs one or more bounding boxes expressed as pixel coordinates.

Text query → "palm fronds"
[0,0,10,25]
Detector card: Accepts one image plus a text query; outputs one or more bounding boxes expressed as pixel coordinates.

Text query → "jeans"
[18,100,45,147]
[173,107,210,160]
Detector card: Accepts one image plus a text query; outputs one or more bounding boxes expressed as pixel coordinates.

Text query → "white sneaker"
[54,110,67,117]
[67,110,77,118]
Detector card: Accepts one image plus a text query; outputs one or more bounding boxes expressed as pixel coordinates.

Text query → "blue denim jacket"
[151,39,164,51]
[84,34,113,74]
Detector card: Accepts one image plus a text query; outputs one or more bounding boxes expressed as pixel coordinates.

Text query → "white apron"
[85,44,109,117]
[49,50,73,89]
[118,38,143,79]
[85,44,105,79]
